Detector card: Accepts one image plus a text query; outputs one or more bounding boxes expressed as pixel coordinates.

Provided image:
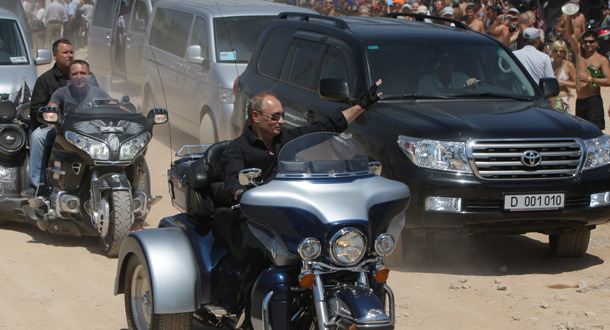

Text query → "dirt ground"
[1,60,610,330]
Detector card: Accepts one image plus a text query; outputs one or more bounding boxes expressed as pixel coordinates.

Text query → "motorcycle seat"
[187,140,233,220]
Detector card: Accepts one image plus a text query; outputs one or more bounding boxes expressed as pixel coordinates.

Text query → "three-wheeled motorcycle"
[114,132,410,330]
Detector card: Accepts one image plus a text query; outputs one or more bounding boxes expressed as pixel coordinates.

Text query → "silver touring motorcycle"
[0,77,168,257]
[115,131,411,330]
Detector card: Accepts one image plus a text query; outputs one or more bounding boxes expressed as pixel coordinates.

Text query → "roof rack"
[386,13,470,30]
[278,12,350,30]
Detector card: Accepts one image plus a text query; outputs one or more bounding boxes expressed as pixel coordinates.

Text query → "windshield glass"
[277,132,371,178]
[214,16,275,63]
[365,42,537,99]
[0,19,28,65]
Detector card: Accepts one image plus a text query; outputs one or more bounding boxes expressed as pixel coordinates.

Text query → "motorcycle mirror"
[121,95,130,103]
[239,168,262,186]
[38,106,60,123]
[369,161,382,176]
[147,108,169,125]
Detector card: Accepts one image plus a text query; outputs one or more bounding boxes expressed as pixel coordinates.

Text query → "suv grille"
[468,139,583,180]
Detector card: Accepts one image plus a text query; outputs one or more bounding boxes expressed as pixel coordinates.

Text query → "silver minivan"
[142,0,315,144]
[0,8,51,102]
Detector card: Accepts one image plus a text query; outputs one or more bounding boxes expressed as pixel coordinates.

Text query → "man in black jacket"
[29,38,74,131]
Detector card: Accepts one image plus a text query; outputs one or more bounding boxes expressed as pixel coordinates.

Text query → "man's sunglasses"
[257,111,285,121]
[582,39,597,44]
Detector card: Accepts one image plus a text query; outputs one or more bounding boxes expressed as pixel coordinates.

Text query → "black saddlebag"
[168,141,233,221]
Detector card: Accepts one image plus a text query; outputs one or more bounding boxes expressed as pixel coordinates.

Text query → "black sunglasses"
[583,39,597,44]
[257,110,285,121]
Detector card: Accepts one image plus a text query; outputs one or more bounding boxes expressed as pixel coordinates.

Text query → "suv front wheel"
[549,227,592,258]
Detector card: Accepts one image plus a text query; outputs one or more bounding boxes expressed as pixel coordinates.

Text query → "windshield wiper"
[449,92,533,101]
[383,94,452,100]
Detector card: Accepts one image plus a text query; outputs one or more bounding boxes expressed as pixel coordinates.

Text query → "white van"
[142,0,315,144]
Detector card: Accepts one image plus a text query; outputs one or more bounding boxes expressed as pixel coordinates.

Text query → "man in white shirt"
[513,27,553,84]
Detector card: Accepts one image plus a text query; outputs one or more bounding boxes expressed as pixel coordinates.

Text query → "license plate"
[504,193,565,211]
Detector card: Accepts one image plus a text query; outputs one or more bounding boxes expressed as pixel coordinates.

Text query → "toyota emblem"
[521,150,542,167]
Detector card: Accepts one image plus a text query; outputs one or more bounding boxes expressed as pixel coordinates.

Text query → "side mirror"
[38,106,60,124]
[34,49,53,66]
[239,168,262,186]
[539,77,560,98]
[147,108,168,126]
[186,45,205,64]
[319,78,350,103]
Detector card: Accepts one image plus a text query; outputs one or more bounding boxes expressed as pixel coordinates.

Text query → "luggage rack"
[174,144,212,159]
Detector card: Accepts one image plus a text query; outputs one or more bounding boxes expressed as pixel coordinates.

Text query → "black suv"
[233,13,610,257]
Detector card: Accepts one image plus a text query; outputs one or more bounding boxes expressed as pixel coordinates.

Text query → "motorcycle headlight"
[374,233,395,256]
[298,237,321,261]
[330,228,366,266]
[584,135,610,170]
[120,132,151,160]
[398,136,472,173]
[66,131,109,160]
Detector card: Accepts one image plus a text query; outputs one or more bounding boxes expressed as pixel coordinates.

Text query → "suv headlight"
[398,136,472,173]
[120,132,151,160]
[584,135,610,170]
[330,228,366,266]
[66,131,109,160]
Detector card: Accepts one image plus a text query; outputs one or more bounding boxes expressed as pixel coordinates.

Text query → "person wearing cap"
[441,7,456,26]
[464,4,485,33]
[512,28,553,84]
[565,14,610,130]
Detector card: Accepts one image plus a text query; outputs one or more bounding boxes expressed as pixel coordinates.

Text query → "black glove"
[358,82,381,110]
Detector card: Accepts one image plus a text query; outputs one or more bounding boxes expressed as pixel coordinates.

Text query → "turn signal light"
[374,268,390,283]
[299,272,315,288]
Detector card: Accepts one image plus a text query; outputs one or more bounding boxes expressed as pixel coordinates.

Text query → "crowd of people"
[21,0,93,51]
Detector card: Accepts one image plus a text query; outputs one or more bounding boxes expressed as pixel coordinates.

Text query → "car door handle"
[305,110,315,123]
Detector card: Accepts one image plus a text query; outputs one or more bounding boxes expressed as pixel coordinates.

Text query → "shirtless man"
[487,5,508,41]
[566,16,610,130]
[557,0,586,41]
[464,4,485,33]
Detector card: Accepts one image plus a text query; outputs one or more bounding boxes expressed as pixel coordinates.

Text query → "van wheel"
[199,111,217,145]
[549,227,591,257]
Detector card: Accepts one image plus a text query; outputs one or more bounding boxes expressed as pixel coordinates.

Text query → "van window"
[131,0,149,33]
[0,19,29,65]
[190,16,209,62]
[92,0,119,29]
[149,8,193,57]
[214,16,275,63]
[284,39,324,90]
[258,28,295,79]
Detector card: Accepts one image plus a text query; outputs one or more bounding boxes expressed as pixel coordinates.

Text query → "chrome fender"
[114,227,201,313]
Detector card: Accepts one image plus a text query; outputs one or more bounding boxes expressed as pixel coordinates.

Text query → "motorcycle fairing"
[249,267,293,330]
[59,109,150,145]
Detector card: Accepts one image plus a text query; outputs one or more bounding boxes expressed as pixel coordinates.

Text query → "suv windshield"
[365,42,537,100]
[0,19,28,65]
[214,16,275,63]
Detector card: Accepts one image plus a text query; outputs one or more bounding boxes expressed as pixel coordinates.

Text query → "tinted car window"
[259,27,296,78]
[321,45,350,83]
[149,7,193,57]
[284,39,324,90]
[131,0,149,33]
[214,16,275,63]
[92,0,118,29]
[0,19,28,65]
[365,42,536,98]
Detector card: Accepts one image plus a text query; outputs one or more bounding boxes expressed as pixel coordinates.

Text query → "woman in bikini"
[550,40,576,113]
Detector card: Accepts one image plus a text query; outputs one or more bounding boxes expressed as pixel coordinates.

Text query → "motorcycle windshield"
[276,132,371,178]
